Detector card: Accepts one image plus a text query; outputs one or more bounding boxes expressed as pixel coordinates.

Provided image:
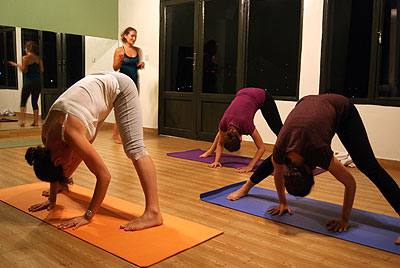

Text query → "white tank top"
[50,72,120,141]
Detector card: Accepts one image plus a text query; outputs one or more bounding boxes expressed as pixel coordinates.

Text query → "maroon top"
[273,94,350,170]
[219,88,266,135]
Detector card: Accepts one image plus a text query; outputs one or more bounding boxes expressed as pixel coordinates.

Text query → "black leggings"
[337,104,400,214]
[250,90,283,184]
[20,80,41,110]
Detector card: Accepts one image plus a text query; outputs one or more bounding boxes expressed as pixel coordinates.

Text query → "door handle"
[185,52,197,71]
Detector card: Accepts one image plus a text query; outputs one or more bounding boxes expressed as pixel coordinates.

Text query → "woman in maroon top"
[200,88,282,173]
[268,94,400,245]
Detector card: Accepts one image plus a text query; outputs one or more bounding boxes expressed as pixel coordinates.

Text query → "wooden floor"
[0,115,399,267]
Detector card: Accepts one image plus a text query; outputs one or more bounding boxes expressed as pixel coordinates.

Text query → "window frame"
[320,0,400,107]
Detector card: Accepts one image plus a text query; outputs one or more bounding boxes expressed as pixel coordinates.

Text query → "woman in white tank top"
[25,72,163,231]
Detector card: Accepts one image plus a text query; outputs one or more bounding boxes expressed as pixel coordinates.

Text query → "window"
[321,0,400,105]
[202,0,238,94]
[246,0,302,99]
[0,26,17,89]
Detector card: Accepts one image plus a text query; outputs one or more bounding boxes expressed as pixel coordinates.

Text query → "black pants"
[20,80,41,110]
[250,90,283,183]
[337,104,400,214]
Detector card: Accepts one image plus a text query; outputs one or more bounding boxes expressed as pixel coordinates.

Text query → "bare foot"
[199,151,212,158]
[30,122,39,127]
[112,134,122,144]
[120,211,163,231]
[42,184,70,197]
[20,121,25,127]
[226,180,255,201]
[396,235,400,245]
[226,188,250,201]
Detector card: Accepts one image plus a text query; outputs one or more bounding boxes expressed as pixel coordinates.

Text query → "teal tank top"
[24,63,40,82]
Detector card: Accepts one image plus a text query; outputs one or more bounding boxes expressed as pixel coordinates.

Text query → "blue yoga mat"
[200,181,400,254]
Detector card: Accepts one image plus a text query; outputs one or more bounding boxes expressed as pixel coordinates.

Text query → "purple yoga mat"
[167,149,326,175]
[0,118,18,122]
[201,181,400,254]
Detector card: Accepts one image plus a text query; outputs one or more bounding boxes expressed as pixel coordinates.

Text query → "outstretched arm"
[200,131,220,158]
[326,156,356,232]
[208,130,225,168]
[58,116,111,230]
[237,128,265,173]
[268,156,292,216]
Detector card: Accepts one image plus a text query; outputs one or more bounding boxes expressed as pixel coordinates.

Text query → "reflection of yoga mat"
[0,138,42,149]
[0,118,18,122]
[0,183,223,267]
[200,181,399,255]
[167,149,326,175]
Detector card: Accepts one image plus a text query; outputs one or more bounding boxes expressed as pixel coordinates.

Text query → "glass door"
[159,0,198,139]
[159,0,241,141]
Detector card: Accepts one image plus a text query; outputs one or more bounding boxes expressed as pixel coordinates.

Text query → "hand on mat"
[208,161,222,168]
[396,235,400,245]
[58,215,89,230]
[236,165,252,173]
[326,218,349,232]
[268,204,292,216]
[28,200,55,212]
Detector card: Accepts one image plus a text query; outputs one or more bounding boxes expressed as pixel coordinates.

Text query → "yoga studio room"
[1,0,400,267]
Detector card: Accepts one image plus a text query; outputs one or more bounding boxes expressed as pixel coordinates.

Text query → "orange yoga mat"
[0,182,223,267]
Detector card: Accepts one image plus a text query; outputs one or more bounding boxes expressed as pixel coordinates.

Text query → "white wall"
[118,0,160,129]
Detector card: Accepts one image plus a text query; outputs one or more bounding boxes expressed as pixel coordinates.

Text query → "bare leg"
[20,107,26,127]
[120,155,163,231]
[112,123,122,144]
[31,109,39,126]
[226,180,256,201]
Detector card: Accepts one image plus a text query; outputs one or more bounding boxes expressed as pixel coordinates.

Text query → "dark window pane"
[165,3,194,92]
[65,34,84,88]
[42,31,57,89]
[202,0,238,94]
[246,0,301,97]
[5,31,17,88]
[378,0,400,98]
[326,0,373,98]
[0,33,5,86]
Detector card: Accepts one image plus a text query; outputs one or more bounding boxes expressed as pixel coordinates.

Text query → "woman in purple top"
[265,94,399,245]
[200,88,283,173]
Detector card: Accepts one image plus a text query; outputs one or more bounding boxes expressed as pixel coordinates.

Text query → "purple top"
[219,88,266,135]
[273,94,350,170]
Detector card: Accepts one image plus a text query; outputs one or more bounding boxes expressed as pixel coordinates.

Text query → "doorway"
[159,0,243,141]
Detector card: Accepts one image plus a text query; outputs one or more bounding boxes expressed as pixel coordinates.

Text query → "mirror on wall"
[0,25,118,129]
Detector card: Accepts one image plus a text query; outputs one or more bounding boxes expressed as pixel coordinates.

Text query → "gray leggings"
[110,72,148,161]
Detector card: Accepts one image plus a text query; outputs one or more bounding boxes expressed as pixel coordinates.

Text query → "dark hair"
[120,27,137,43]
[25,146,73,185]
[25,41,39,55]
[284,158,314,197]
[223,127,241,152]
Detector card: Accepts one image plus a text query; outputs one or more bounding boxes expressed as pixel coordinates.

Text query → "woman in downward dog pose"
[25,72,163,231]
[200,87,283,174]
[266,94,400,244]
